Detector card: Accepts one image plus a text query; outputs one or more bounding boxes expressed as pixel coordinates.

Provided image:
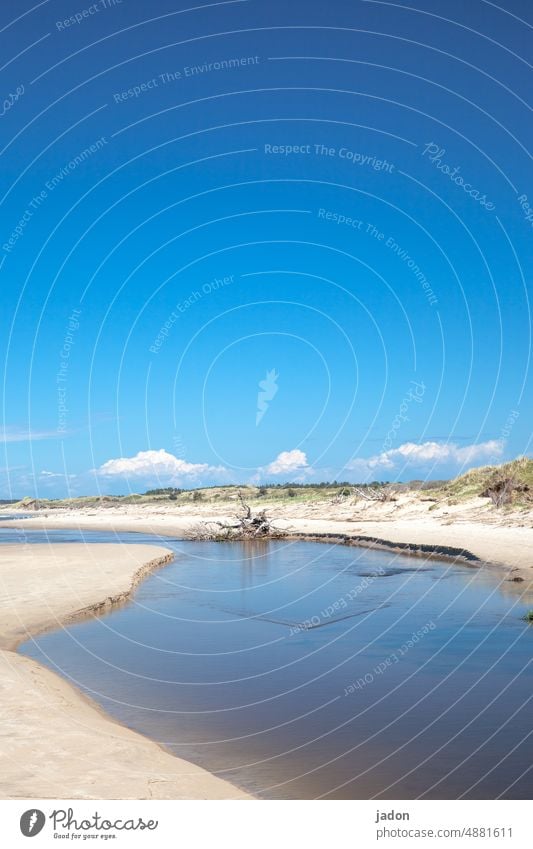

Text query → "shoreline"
[1,510,531,798]
[3,508,532,584]
[284,531,482,565]
[3,546,175,653]
[0,542,251,800]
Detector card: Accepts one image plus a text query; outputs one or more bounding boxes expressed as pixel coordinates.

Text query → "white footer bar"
[2,799,530,848]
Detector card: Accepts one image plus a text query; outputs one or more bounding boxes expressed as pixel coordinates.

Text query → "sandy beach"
[0,542,250,800]
[1,491,531,800]
[4,490,532,580]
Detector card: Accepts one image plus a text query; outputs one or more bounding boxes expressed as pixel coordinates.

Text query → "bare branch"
[187,495,285,541]
[351,486,397,503]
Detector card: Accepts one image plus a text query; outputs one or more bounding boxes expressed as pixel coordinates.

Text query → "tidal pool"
[12,530,533,799]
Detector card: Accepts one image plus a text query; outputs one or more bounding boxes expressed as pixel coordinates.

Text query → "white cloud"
[89,440,503,491]
[96,449,229,483]
[265,449,309,476]
[346,439,503,479]
[0,428,63,443]
[376,439,502,468]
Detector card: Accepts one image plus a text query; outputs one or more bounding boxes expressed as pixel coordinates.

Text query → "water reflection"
[11,531,533,800]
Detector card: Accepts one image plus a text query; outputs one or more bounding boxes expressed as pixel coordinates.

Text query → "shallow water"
[10,529,533,799]
[0,513,34,521]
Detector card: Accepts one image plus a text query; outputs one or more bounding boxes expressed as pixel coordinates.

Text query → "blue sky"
[0,0,531,497]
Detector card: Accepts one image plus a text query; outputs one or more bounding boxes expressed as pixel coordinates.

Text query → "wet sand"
[0,543,250,799]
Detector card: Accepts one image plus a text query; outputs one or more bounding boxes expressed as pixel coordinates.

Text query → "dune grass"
[9,457,532,511]
[436,457,532,506]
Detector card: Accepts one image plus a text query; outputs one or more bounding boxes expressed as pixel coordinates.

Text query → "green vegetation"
[436,457,532,507]
[523,611,533,623]
[145,487,183,496]
[7,457,531,512]
[10,482,387,510]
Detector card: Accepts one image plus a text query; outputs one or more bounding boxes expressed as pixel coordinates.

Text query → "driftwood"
[187,491,285,540]
[351,486,397,503]
[330,485,398,505]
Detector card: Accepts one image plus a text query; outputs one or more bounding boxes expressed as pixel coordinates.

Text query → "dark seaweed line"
[284,532,481,564]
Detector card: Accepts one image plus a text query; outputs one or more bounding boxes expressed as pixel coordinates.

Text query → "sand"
[1,496,531,799]
[0,543,250,800]
[5,493,532,580]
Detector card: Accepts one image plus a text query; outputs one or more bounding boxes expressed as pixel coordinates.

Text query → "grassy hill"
[11,483,357,510]
[9,457,532,511]
[436,457,533,506]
